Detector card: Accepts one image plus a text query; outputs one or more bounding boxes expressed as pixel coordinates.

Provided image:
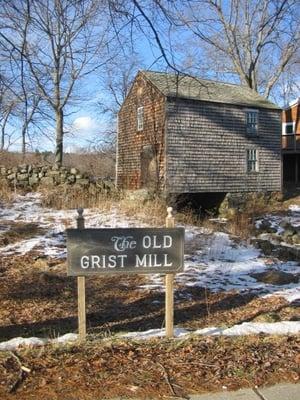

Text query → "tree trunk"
[55,108,64,167]
[1,110,10,151]
[21,125,26,157]
[1,128,4,151]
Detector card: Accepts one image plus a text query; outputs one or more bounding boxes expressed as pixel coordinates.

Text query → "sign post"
[67,207,184,340]
[76,208,86,341]
[165,207,175,338]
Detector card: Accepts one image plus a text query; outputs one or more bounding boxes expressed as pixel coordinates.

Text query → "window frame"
[246,149,259,173]
[282,122,295,135]
[137,106,144,132]
[246,109,259,136]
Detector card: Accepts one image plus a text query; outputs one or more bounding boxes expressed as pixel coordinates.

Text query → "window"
[246,110,258,135]
[247,149,258,172]
[283,122,294,135]
[137,106,144,131]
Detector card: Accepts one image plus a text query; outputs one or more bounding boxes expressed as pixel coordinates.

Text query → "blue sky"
[9,36,164,153]
[5,1,299,154]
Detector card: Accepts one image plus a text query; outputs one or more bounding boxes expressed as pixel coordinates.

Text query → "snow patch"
[195,321,300,336]
[0,336,47,351]
[120,321,300,340]
[121,328,190,340]
[289,204,300,213]
[0,333,78,352]
[1,322,299,351]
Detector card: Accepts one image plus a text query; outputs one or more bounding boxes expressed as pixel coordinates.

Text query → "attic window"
[137,107,144,131]
[246,110,258,135]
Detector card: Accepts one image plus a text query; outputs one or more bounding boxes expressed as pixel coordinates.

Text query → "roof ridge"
[142,70,257,91]
[140,70,280,110]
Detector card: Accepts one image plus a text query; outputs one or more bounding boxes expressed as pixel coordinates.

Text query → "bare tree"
[0,75,20,151]
[0,0,117,166]
[159,0,300,98]
[125,1,299,100]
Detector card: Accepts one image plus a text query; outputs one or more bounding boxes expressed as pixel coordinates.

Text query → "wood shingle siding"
[117,73,166,190]
[165,99,281,193]
[117,71,282,194]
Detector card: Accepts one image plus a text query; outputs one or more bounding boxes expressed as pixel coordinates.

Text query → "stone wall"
[0,164,115,192]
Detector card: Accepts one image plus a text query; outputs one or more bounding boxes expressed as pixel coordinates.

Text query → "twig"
[8,351,31,393]
[157,361,176,396]
[158,361,191,399]
[176,361,215,367]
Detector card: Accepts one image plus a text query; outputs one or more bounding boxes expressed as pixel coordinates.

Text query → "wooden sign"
[67,227,184,276]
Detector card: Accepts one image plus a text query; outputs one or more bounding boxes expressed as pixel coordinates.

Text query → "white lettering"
[117,254,127,268]
[91,255,102,268]
[111,236,136,251]
[164,254,172,267]
[153,254,162,267]
[135,254,147,267]
[163,235,172,248]
[108,255,117,268]
[142,236,151,249]
[152,235,161,249]
[80,256,90,269]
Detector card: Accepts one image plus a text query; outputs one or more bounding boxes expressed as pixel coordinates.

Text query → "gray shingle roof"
[141,71,280,110]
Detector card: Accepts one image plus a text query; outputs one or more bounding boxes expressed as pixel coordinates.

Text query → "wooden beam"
[165,207,175,338]
[77,208,86,341]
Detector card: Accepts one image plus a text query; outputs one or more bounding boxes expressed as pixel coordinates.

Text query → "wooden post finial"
[167,207,173,218]
[77,208,85,230]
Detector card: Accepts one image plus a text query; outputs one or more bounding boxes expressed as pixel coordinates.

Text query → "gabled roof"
[141,70,280,110]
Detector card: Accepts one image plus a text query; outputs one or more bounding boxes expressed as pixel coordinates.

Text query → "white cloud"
[72,116,98,132]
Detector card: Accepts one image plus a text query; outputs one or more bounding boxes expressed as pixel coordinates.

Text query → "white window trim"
[282,121,296,135]
[245,109,259,135]
[246,149,259,173]
[137,106,144,131]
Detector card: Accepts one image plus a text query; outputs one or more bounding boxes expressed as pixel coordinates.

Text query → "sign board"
[67,227,184,276]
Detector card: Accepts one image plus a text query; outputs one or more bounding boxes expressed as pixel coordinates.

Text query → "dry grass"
[222,193,283,239]
[39,183,122,211]
[175,207,202,226]
[0,150,42,167]
[41,186,169,226]
[0,179,15,203]
[227,212,254,239]
[39,185,204,228]
[0,150,115,179]
[0,222,46,247]
[118,196,167,226]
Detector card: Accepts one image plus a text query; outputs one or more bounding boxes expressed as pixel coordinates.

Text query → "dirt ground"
[0,335,299,399]
[0,253,299,399]
[0,253,298,341]
[0,197,299,400]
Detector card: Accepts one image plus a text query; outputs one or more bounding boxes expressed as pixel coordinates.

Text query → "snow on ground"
[141,231,300,303]
[0,333,78,351]
[289,204,300,213]
[0,193,299,303]
[121,321,300,340]
[0,193,299,345]
[256,204,300,232]
[0,192,139,258]
[1,321,299,351]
